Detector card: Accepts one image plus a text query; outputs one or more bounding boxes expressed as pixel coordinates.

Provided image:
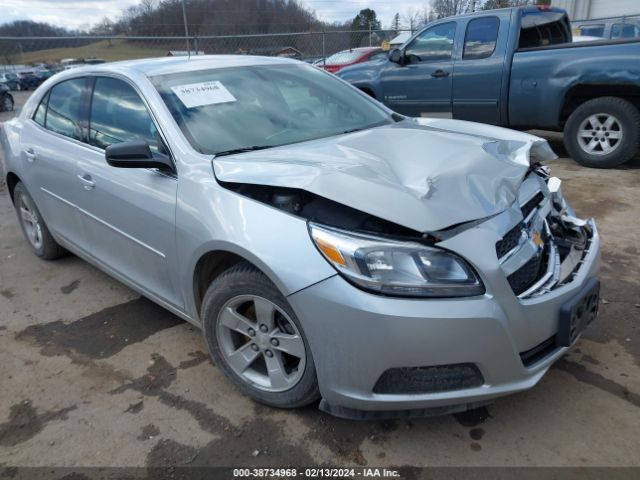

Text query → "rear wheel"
[13,182,67,260]
[564,97,640,168]
[201,263,320,408]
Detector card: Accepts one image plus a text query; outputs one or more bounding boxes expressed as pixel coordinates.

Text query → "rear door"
[19,77,89,249]
[75,75,182,308]
[380,22,457,117]
[452,13,509,125]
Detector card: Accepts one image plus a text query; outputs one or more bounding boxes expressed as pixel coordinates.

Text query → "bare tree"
[402,8,424,32]
[430,0,473,19]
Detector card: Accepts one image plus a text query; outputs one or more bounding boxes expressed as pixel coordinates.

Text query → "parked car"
[1,56,600,419]
[34,70,55,82]
[0,72,20,91]
[16,72,41,90]
[0,82,14,112]
[572,17,640,39]
[337,6,640,168]
[322,47,387,73]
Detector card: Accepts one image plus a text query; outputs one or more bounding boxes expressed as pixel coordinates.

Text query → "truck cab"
[338,6,571,125]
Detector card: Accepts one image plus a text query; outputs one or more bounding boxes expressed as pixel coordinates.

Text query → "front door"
[452,14,508,125]
[76,76,182,309]
[380,22,457,118]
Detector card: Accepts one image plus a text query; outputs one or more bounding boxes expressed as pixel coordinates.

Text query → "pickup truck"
[337,6,640,168]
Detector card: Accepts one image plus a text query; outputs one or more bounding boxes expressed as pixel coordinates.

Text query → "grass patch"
[16,39,171,64]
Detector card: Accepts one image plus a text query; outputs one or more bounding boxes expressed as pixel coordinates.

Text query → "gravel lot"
[1,91,639,471]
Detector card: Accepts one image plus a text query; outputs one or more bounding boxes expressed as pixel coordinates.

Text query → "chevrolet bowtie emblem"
[531,231,544,248]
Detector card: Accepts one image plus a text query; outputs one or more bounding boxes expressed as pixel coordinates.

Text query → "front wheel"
[564,97,640,168]
[201,263,320,408]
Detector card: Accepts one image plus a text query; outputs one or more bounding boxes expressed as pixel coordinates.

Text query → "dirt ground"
[1,91,639,472]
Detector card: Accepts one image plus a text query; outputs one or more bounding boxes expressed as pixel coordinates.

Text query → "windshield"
[153,63,392,155]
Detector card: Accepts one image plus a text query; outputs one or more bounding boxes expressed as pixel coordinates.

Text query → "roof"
[167,50,206,56]
[51,55,299,79]
[248,46,303,56]
[390,32,411,45]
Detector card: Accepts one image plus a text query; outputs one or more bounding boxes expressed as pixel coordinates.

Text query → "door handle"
[431,69,450,78]
[77,174,96,190]
[24,149,36,162]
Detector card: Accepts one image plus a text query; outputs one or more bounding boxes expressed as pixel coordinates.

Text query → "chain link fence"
[0,30,413,71]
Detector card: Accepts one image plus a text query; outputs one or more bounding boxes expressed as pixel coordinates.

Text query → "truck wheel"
[564,97,640,168]
[201,262,320,409]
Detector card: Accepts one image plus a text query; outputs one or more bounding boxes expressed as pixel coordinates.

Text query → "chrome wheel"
[2,97,12,111]
[577,113,623,156]
[19,194,43,250]
[217,295,306,392]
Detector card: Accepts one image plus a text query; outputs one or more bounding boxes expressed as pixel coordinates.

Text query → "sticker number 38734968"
[170,81,237,108]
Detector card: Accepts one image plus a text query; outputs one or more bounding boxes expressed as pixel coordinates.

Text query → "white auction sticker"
[171,81,237,108]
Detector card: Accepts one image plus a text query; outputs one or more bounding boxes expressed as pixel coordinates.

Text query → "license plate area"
[557,278,600,347]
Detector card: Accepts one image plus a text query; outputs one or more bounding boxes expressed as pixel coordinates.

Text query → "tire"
[564,97,640,168]
[201,262,320,409]
[13,182,68,260]
[2,95,13,112]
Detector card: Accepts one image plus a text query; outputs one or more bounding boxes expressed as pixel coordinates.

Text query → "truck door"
[452,14,509,125]
[380,22,456,118]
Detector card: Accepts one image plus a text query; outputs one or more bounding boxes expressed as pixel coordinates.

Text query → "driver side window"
[405,22,456,63]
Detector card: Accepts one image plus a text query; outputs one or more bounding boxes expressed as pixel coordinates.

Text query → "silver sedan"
[0,56,600,419]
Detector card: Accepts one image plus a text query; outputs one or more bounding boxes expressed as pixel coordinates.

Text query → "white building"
[552,0,640,20]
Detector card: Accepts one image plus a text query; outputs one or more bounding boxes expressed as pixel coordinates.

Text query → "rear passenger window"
[46,78,86,141]
[89,77,158,152]
[463,17,499,59]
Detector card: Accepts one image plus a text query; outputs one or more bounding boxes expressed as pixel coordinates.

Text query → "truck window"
[463,17,499,60]
[405,22,456,63]
[577,24,605,37]
[519,10,571,49]
[612,23,640,38]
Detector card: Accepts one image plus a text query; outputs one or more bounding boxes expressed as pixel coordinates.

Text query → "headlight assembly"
[309,223,485,298]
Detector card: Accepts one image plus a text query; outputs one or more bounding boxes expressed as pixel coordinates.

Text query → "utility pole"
[369,21,372,47]
[181,0,191,57]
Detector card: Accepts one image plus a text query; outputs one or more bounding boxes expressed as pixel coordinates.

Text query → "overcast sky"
[0,0,429,30]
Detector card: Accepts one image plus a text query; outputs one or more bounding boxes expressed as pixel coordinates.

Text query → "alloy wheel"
[19,195,43,250]
[577,113,623,156]
[217,294,306,392]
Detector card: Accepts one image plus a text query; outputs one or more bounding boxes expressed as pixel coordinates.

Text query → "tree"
[482,0,535,9]
[349,8,381,48]
[350,9,381,31]
[390,12,401,34]
[430,0,473,19]
[402,8,424,32]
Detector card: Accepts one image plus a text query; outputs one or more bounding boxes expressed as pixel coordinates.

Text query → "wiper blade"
[214,145,273,157]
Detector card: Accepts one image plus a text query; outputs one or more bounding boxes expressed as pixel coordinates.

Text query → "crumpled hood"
[213,118,557,232]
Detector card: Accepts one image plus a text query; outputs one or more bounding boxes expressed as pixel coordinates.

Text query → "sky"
[0,0,429,30]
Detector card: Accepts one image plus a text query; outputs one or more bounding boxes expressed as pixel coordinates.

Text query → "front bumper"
[287,221,600,417]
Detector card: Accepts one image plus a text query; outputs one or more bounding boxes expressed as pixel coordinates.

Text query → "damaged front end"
[496,166,597,299]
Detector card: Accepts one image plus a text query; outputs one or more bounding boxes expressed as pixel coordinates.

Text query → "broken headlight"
[309,223,485,298]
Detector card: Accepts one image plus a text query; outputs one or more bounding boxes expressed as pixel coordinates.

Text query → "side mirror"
[389,48,404,64]
[105,140,173,172]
